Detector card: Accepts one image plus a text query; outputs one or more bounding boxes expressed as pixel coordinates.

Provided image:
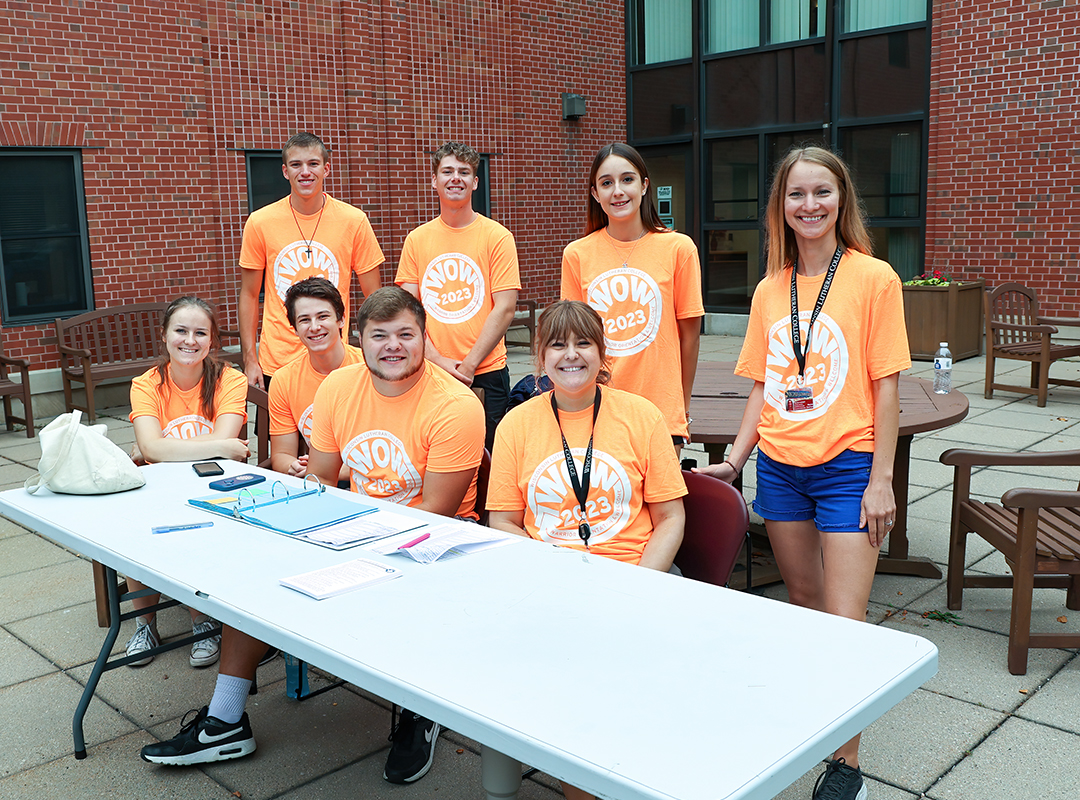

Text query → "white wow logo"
[272,241,341,302]
[297,403,315,446]
[763,310,849,421]
[526,449,632,544]
[163,414,214,439]
[343,430,422,504]
[585,268,662,357]
[419,253,486,324]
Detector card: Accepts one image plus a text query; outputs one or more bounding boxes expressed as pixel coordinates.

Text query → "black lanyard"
[550,387,602,549]
[790,246,843,382]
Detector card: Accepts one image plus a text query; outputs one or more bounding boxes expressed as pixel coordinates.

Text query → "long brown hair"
[585,143,669,237]
[155,296,226,420]
[535,300,611,386]
[764,146,873,278]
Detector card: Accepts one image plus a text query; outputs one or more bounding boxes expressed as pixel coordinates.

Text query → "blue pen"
[152,522,215,535]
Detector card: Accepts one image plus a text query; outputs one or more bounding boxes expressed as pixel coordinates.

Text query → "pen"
[152,522,215,535]
[398,532,431,550]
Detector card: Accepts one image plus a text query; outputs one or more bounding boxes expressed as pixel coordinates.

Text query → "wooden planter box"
[902,279,985,361]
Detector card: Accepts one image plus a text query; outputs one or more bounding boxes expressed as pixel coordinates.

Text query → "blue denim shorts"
[753,449,873,532]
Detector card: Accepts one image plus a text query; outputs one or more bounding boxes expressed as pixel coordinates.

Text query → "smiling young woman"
[124,296,251,671]
[561,143,704,457]
[695,146,910,800]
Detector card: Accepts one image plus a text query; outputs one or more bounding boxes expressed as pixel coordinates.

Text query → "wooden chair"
[675,470,750,588]
[984,282,1080,407]
[940,447,1080,674]
[505,299,538,352]
[0,331,34,437]
[475,448,491,526]
[246,384,273,468]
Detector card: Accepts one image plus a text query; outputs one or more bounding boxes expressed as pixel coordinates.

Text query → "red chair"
[475,448,491,525]
[675,470,750,588]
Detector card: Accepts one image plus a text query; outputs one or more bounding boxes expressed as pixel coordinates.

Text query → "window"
[245,151,290,213]
[631,0,692,65]
[0,151,93,325]
[472,155,491,218]
[706,1,824,53]
[843,0,925,33]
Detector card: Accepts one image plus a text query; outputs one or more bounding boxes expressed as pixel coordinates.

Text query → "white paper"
[376,522,514,563]
[279,558,401,600]
[298,510,427,547]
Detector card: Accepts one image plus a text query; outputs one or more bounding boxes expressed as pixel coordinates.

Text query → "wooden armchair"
[0,331,34,437]
[984,282,1080,407]
[940,447,1080,674]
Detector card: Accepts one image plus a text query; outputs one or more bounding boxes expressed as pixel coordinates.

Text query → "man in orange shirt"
[309,286,484,784]
[396,141,520,451]
[239,132,384,390]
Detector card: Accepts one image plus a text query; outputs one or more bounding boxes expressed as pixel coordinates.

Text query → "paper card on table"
[372,521,514,563]
[279,558,401,600]
[298,510,428,549]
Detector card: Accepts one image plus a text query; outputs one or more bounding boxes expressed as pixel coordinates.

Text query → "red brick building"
[1,1,1078,390]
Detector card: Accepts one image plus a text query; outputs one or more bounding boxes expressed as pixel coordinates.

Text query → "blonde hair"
[764,146,873,278]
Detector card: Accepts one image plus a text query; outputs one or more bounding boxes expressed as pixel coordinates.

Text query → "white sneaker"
[190,618,221,668]
[126,617,159,667]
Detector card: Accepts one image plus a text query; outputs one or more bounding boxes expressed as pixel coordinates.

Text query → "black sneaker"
[140,706,256,766]
[383,707,440,783]
[812,758,867,800]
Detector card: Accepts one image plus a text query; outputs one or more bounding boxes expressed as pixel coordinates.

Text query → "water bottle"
[933,342,952,394]
[284,652,309,699]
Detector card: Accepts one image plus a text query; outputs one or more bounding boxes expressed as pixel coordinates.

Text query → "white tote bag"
[24,410,146,495]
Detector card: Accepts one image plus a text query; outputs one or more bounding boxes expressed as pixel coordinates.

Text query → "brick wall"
[926,0,1080,315]
[0,0,626,370]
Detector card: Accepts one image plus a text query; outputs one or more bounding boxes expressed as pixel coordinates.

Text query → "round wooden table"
[688,361,969,578]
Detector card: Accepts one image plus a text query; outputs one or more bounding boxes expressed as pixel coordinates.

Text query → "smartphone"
[192,461,225,477]
[208,474,266,492]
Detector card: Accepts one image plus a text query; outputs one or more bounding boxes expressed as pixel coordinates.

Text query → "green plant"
[903,270,954,286]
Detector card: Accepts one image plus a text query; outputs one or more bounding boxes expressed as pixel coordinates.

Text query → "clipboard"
[188,476,375,536]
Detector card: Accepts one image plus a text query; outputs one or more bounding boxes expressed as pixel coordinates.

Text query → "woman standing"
[561,143,703,456]
[126,296,250,668]
[698,146,909,800]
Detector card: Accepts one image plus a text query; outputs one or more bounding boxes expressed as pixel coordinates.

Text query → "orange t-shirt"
[239,195,385,375]
[487,386,686,564]
[395,214,520,375]
[268,344,364,444]
[129,365,248,436]
[561,229,704,437]
[310,360,484,517]
[736,250,911,467]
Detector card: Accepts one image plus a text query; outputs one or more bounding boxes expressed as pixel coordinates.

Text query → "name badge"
[785,387,814,412]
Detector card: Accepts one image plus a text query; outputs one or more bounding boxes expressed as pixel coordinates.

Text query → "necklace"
[290,194,327,256]
[606,226,648,269]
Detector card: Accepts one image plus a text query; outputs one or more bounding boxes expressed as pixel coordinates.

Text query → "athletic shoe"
[383,707,440,783]
[258,645,279,666]
[126,617,159,667]
[140,706,256,765]
[812,758,868,800]
[189,618,221,668]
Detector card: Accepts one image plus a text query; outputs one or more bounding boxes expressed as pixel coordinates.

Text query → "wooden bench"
[55,303,243,422]
[505,299,537,352]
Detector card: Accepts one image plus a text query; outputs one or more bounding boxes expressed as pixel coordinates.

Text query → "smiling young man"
[308,285,484,784]
[395,141,520,451]
[238,132,384,390]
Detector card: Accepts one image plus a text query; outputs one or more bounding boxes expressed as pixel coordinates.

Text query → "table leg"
[74,564,124,759]
[481,744,521,800]
[877,434,942,579]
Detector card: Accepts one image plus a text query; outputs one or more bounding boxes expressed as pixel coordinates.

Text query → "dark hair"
[535,300,611,385]
[282,132,330,164]
[285,277,345,328]
[155,296,226,420]
[764,145,873,278]
[431,141,480,172]
[585,142,668,236]
[357,286,426,339]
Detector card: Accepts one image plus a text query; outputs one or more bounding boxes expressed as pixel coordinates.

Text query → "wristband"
[723,459,740,475]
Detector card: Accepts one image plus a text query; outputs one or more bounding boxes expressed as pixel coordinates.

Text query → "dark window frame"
[0,148,94,326]
[245,150,290,214]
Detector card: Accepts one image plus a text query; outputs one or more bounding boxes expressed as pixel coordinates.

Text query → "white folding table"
[0,462,937,800]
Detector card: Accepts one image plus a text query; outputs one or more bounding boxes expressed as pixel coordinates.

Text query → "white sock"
[207,674,251,724]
